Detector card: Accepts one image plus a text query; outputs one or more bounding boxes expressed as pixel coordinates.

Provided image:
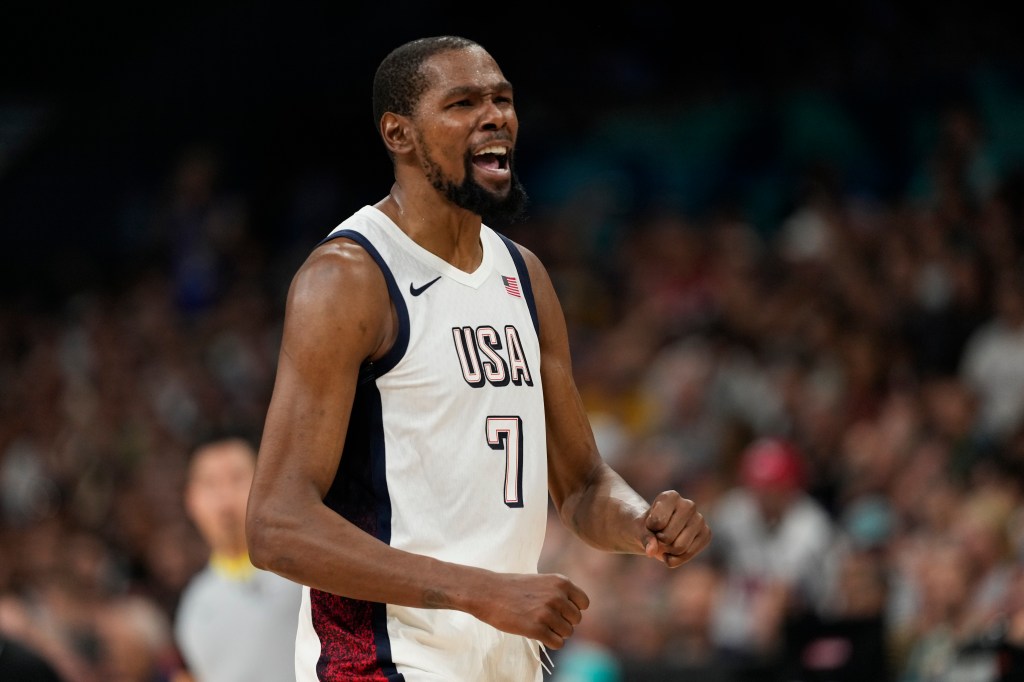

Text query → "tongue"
[473,154,500,170]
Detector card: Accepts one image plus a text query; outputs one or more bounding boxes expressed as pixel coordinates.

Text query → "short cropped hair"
[372,35,480,126]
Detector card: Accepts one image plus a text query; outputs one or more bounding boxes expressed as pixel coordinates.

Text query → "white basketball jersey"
[295,206,549,682]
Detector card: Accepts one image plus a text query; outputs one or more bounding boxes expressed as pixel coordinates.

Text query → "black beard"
[427,153,529,228]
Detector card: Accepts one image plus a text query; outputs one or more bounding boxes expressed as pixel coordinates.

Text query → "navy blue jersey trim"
[317,228,405,680]
[319,229,410,376]
[496,234,539,336]
[371,602,403,681]
[321,369,403,679]
[364,383,403,681]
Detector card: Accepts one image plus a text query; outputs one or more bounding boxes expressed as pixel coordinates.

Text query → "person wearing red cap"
[737,438,808,524]
[707,437,835,670]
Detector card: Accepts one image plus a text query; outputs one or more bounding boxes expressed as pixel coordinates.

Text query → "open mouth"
[472,145,509,172]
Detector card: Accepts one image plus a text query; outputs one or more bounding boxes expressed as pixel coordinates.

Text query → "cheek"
[419,124,467,162]
[426,144,465,171]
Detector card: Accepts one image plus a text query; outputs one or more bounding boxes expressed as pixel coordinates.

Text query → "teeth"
[475,145,507,156]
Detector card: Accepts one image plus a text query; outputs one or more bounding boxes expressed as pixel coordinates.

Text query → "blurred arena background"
[2,2,1024,681]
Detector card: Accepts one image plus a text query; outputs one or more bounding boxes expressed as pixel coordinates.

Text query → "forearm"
[247,499,591,649]
[248,502,493,614]
[557,462,650,554]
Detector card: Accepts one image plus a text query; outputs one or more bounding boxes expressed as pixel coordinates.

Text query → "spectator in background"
[996,565,1024,680]
[785,494,894,681]
[95,595,181,682]
[708,437,835,670]
[896,536,998,681]
[960,269,1024,448]
[662,559,726,673]
[952,488,1019,638]
[174,437,301,682]
[0,515,184,682]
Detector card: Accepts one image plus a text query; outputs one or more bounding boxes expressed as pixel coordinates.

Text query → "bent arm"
[245,239,588,648]
[524,246,711,565]
[247,240,480,605]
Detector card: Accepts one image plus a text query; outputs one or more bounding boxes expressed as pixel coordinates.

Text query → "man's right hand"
[471,573,589,650]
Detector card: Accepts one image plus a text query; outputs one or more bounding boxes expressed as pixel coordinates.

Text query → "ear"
[380,112,414,155]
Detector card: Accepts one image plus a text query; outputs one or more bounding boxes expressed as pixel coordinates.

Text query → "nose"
[480,98,512,131]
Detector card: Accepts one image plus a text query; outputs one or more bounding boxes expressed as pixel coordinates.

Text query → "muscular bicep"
[251,241,392,505]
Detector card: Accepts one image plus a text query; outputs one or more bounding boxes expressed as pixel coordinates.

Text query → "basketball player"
[245,35,711,681]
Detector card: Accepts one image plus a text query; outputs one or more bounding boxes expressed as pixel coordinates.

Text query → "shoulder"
[289,208,392,298]
[503,239,567,345]
[790,495,834,527]
[278,233,395,365]
[497,235,544,274]
[174,568,219,639]
[964,322,1004,353]
[286,236,391,320]
[176,568,218,609]
[489,235,552,300]
[297,236,385,289]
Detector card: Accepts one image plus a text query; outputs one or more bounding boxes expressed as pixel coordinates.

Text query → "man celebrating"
[246,35,711,681]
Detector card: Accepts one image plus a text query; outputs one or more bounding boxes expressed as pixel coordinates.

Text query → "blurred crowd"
[3,80,1024,682]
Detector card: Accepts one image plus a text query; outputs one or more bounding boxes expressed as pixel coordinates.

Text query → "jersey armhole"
[496,233,540,337]
[319,229,410,376]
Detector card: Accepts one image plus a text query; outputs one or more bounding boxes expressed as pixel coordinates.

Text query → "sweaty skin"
[245,43,711,653]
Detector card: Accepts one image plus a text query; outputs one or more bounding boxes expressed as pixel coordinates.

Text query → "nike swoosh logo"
[409,276,442,296]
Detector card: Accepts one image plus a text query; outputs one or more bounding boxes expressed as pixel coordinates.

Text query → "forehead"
[190,443,253,479]
[419,46,510,97]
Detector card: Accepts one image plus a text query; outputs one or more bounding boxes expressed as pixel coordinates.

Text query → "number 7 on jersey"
[485,416,524,508]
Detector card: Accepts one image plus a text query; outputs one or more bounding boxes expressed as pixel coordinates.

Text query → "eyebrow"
[442,81,514,99]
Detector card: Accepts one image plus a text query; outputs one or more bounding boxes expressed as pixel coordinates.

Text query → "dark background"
[2,1,1022,303]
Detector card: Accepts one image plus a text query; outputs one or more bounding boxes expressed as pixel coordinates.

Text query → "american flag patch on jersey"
[502,275,521,297]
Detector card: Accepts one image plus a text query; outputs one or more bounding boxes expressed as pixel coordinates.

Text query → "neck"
[375,185,483,271]
[209,551,255,580]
